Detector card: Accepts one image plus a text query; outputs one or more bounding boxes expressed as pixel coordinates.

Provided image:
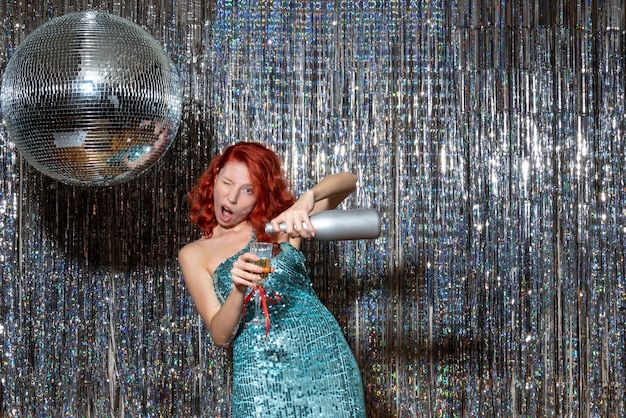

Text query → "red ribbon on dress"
[242,285,281,339]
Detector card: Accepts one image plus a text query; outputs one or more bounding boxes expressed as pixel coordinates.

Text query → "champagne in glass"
[253,257,271,282]
[248,241,273,325]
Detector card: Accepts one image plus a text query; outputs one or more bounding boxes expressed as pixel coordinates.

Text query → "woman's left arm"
[307,171,358,214]
[269,172,357,240]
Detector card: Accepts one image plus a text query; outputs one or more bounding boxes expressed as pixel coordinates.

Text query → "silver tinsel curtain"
[1,0,625,416]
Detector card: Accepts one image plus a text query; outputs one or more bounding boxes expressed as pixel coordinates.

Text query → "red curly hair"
[188,142,296,242]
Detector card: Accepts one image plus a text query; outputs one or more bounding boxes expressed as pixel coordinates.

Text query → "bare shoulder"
[179,227,252,276]
[287,235,302,250]
[178,238,207,264]
[178,237,220,276]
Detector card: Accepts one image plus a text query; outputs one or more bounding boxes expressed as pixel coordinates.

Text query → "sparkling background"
[1,0,625,416]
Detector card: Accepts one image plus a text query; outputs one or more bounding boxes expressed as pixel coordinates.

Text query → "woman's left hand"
[269,191,316,239]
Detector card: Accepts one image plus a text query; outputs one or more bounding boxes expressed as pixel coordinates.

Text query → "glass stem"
[254,291,262,321]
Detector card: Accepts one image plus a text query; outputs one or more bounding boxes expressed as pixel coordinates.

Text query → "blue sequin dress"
[212,241,366,417]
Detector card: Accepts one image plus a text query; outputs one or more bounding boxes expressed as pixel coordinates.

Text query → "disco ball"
[0,11,182,186]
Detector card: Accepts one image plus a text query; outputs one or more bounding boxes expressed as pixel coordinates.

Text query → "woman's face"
[213,161,257,228]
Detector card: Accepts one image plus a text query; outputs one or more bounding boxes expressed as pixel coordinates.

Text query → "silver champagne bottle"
[265,209,381,241]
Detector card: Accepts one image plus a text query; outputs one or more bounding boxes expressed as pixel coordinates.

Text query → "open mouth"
[221,206,234,222]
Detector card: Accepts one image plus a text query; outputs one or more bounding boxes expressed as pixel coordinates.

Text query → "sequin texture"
[212,242,366,417]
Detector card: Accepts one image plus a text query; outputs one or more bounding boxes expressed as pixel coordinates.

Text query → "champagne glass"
[247,241,273,325]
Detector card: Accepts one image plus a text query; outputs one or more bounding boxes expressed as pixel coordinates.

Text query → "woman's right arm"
[178,243,269,348]
[178,243,246,348]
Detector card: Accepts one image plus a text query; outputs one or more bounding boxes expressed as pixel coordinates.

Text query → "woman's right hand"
[230,252,274,292]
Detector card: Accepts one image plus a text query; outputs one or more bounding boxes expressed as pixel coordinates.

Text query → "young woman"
[178,142,366,416]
